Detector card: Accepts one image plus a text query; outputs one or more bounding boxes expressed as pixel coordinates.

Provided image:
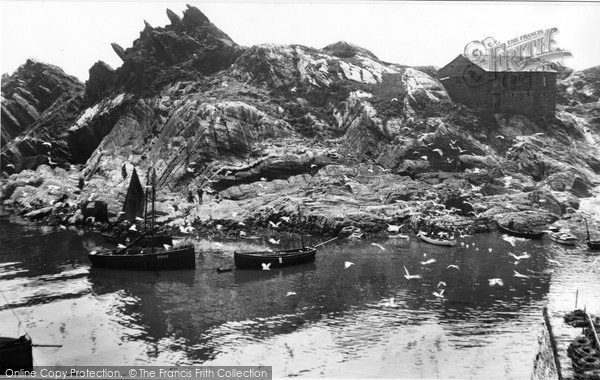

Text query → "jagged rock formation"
[83,61,116,106]
[2,5,600,239]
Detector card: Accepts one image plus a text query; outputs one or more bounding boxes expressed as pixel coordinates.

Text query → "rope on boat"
[312,236,339,248]
[588,312,600,350]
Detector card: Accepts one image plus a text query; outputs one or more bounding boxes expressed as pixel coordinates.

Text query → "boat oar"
[312,236,339,248]
[32,344,63,347]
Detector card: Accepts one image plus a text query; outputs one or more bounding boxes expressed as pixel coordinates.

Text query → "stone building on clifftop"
[437,54,557,117]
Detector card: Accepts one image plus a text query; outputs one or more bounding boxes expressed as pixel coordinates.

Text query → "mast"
[585,218,591,241]
[144,169,150,230]
[151,169,156,233]
[298,204,305,249]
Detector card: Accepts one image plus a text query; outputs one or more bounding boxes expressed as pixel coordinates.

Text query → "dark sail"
[122,168,145,222]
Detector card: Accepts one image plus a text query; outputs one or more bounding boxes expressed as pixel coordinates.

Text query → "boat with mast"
[89,169,195,270]
[101,167,172,247]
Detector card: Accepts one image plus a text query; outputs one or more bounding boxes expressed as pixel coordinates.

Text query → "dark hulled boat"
[101,231,172,247]
[88,169,195,270]
[497,222,545,239]
[88,245,195,270]
[234,247,317,270]
[585,218,600,250]
[0,335,33,372]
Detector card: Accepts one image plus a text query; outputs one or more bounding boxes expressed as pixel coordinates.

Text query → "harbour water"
[1,215,599,379]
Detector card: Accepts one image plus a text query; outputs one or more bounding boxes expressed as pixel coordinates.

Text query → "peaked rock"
[111,43,126,61]
[182,4,210,28]
[323,41,378,61]
[166,8,183,27]
[83,61,116,106]
[143,20,153,31]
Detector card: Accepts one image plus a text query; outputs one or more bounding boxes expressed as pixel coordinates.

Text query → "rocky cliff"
[2,5,600,238]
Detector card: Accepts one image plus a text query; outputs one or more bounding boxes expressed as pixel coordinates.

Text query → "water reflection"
[1,215,599,378]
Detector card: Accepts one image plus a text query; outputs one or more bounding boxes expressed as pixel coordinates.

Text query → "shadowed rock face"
[1,59,84,147]
[2,6,600,238]
[114,6,244,94]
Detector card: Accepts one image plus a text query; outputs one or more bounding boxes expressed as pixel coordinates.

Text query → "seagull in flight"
[387,224,401,232]
[371,243,386,250]
[513,270,529,278]
[432,289,445,298]
[509,252,531,261]
[117,244,126,249]
[420,258,437,265]
[446,264,460,270]
[280,216,291,223]
[488,278,504,287]
[286,291,297,297]
[129,224,138,231]
[42,141,52,148]
[432,148,444,156]
[404,266,422,280]
[269,220,282,228]
[548,259,562,266]
[261,263,271,271]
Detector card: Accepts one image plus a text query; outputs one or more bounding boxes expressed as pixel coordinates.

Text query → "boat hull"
[102,233,173,247]
[549,232,577,246]
[234,247,317,269]
[420,234,457,247]
[88,245,195,270]
[497,223,545,239]
[587,240,600,250]
[0,335,33,372]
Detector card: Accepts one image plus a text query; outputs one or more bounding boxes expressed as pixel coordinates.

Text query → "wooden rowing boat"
[549,231,577,246]
[234,247,317,269]
[497,222,545,239]
[0,335,32,372]
[419,233,457,247]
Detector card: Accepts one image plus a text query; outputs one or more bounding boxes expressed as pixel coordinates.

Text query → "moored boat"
[234,247,317,270]
[0,335,33,372]
[88,244,195,270]
[549,231,578,246]
[88,169,195,270]
[419,232,457,247]
[584,219,600,250]
[101,231,172,247]
[497,222,545,239]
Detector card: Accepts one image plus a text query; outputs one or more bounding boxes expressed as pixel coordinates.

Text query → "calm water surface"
[1,215,599,379]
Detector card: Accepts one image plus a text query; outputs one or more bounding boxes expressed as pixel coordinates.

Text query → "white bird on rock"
[179,225,194,234]
[387,224,401,232]
[286,291,297,297]
[268,238,280,245]
[129,224,138,231]
[163,244,172,250]
[488,278,504,287]
[117,244,126,249]
[344,261,355,269]
[432,289,445,298]
[135,216,144,222]
[280,216,291,223]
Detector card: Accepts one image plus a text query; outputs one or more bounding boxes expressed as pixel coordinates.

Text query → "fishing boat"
[549,230,578,246]
[234,246,317,269]
[88,170,195,270]
[102,167,172,247]
[497,222,545,239]
[0,335,32,372]
[419,232,457,247]
[584,219,600,250]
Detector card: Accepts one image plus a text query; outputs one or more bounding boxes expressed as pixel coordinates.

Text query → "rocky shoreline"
[2,5,600,241]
